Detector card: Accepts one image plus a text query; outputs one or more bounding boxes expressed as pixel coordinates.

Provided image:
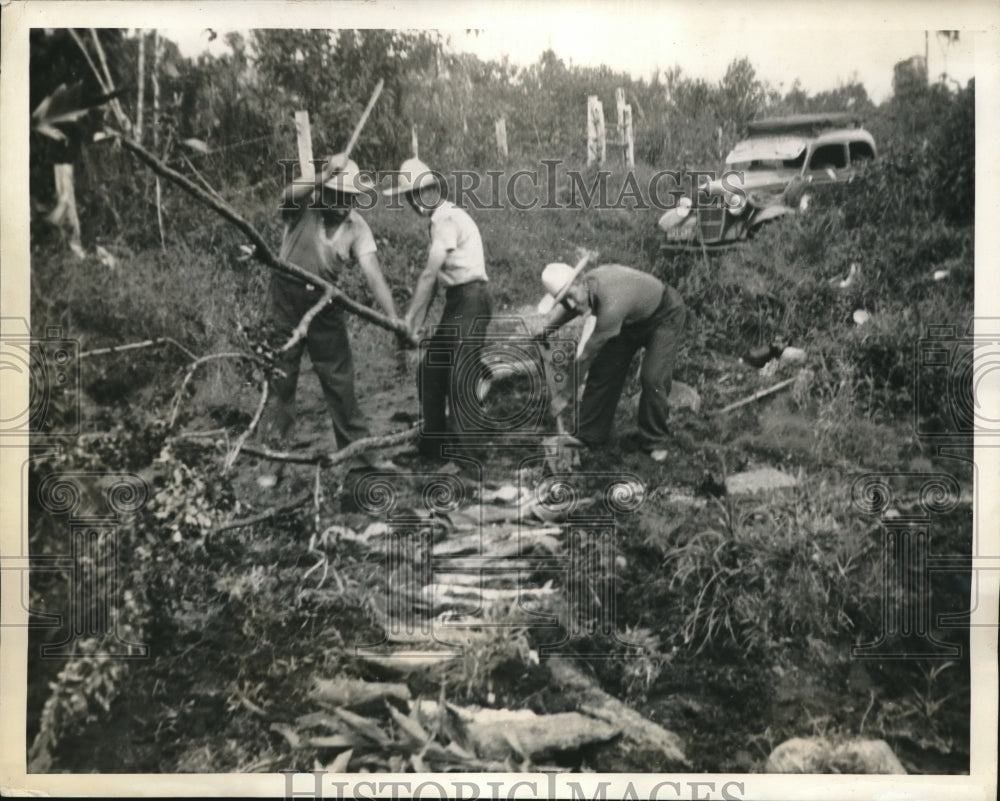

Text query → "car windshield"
[731,152,806,171]
[726,136,808,169]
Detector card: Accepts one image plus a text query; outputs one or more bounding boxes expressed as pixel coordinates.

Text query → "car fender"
[752,204,795,226]
[658,208,689,233]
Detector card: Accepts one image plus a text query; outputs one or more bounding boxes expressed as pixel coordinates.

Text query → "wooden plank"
[311,677,411,708]
[295,110,313,177]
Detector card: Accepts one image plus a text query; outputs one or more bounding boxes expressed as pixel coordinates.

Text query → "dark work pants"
[578,286,687,450]
[418,280,492,459]
[264,276,370,449]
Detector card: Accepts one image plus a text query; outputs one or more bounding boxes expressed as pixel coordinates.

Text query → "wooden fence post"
[615,87,626,158]
[495,117,508,160]
[295,110,314,175]
[623,105,634,168]
[587,96,606,166]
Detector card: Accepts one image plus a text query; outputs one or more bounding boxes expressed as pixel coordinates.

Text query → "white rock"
[765,737,831,773]
[831,739,907,774]
[725,467,799,495]
[780,347,807,365]
[667,381,701,412]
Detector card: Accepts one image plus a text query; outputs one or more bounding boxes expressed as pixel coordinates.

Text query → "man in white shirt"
[384,158,492,461]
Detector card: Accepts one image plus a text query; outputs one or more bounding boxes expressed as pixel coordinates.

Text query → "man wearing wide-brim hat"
[536,262,687,463]
[261,153,402,463]
[384,157,492,463]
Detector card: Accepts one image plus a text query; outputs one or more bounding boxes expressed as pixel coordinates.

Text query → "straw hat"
[320,153,374,195]
[537,261,589,315]
[382,157,442,197]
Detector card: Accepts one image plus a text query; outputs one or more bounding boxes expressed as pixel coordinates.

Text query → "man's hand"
[320,153,349,182]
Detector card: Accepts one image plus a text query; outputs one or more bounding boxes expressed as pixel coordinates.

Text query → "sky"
[166,22,976,105]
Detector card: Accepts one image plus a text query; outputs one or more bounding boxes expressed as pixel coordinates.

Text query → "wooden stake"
[587,96,606,166]
[623,105,634,168]
[152,29,165,250]
[495,117,508,160]
[615,87,626,150]
[411,124,419,159]
[596,100,606,165]
[295,110,313,176]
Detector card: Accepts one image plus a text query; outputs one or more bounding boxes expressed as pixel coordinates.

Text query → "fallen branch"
[239,425,420,467]
[167,351,266,428]
[711,376,797,416]
[223,381,268,473]
[80,336,197,361]
[239,443,327,465]
[211,490,312,534]
[180,151,226,204]
[109,133,414,349]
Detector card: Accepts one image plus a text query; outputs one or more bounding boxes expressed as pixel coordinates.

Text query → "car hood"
[726,135,808,164]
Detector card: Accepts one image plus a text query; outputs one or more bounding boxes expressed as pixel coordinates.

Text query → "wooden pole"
[623,105,634,168]
[295,110,313,176]
[587,96,597,166]
[152,29,165,250]
[411,124,419,159]
[587,96,607,166]
[596,99,606,166]
[343,78,384,159]
[615,87,625,155]
[495,117,508,160]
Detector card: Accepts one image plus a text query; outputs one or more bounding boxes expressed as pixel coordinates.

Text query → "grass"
[26,135,975,772]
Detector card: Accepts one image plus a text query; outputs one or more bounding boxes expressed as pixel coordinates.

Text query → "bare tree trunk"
[46,163,85,258]
[136,30,145,144]
[152,29,165,249]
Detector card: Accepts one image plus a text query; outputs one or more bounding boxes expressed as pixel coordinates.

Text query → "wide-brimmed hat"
[537,261,588,315]
[382,157,442,197]
[320,153,374,195]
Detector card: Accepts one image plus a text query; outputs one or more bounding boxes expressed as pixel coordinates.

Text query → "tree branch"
[237,425,419,467]
[167,351,267,428]
[223,381,268,473]
[211,490,312,534]
[79,336,197,361]
[109,132,414,347]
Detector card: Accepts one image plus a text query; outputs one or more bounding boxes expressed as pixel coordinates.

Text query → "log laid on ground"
[311,676,411,709]
[355,649,459,675]
[432,526,562,558]
[422,582,556,603]
[414,702,620,761]
[547,658,688,766]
